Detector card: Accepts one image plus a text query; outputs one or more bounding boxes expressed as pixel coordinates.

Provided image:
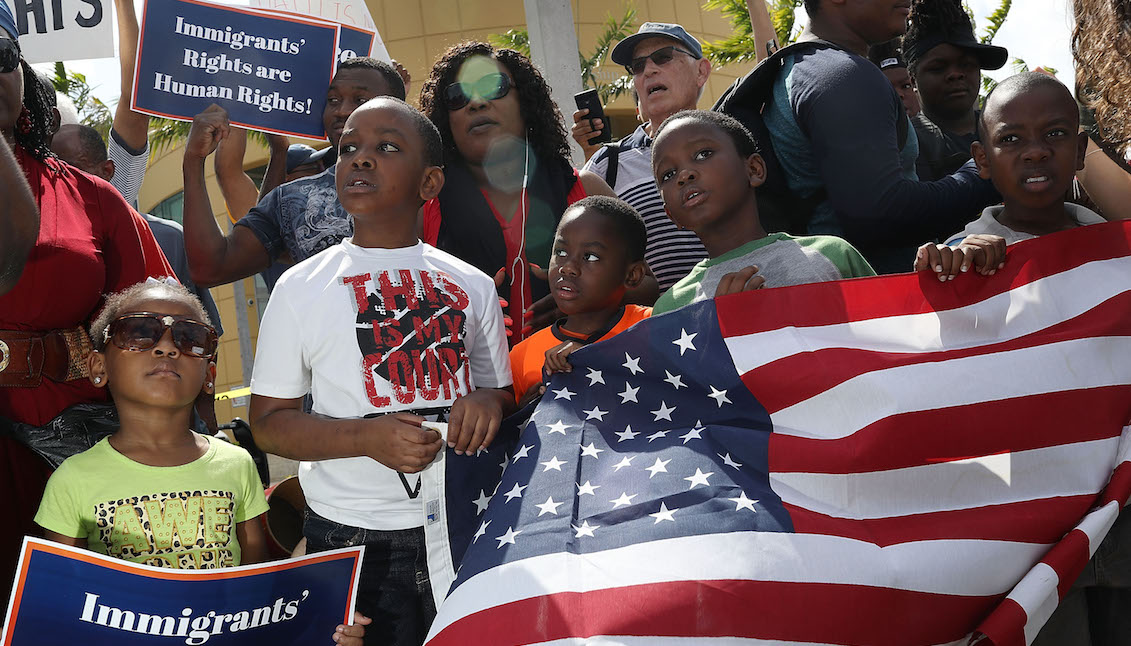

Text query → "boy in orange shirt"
[510,196,651,405]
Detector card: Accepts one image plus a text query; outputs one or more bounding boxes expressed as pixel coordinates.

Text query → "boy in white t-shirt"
[248,97,514,646]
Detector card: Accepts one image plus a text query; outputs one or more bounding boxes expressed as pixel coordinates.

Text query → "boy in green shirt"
[649,110,874,315]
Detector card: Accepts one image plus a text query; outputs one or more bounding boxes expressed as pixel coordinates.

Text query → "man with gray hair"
[572,22,710,292]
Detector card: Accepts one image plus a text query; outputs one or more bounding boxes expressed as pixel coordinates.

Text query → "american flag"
[422,220,1131,646]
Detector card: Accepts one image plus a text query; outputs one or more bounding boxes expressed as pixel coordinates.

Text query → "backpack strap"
[712,39,844,235]
[712,39,843,116]
[897,106,909,149]
[601,142,620,190]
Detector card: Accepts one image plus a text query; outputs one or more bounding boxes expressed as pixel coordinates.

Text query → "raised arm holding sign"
[132,0,340,139]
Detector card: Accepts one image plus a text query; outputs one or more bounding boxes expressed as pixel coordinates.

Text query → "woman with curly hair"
[1074,0,1131,152]
[419,42,620,342]
[1071,0,1131,221]
[0,3,172,606]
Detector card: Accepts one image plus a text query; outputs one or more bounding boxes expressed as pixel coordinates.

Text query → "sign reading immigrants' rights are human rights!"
[2,538,362,645]
[131,0,340,140]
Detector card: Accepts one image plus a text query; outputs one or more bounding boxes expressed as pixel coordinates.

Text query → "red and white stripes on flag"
[426,220,1131,646]
[715,220,1131,645]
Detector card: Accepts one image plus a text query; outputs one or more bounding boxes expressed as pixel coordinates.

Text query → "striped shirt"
[584,126,708,291]
[107,128,148,210]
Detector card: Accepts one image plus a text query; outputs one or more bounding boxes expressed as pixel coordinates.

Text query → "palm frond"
[147,119,194,154]
[702,0,752,66]
[489,5,635,104]
[703,32,760,67]
[769,0,804,45]
[981,75,997,97]
[704,0,751,32]
[583,6,637,73]
[52,62,112,139]
[979,0,1012,44]
[598,74,635,103]
[489,28,532,59]
[703,0,803,66]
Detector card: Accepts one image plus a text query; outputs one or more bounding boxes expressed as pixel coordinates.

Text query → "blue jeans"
[303,508,436,646]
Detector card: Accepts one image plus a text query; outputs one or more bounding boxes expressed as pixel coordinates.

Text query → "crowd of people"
[2,0,1130,644]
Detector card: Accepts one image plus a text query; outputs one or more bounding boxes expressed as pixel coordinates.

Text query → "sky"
[47,0,1079,111]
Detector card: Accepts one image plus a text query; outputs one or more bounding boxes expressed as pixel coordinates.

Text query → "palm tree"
[490,5,637,103]
[147,118,197,154]
[702,0,803,66]
[51,63,112,139]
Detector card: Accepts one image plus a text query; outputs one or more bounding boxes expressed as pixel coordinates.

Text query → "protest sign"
[337,23,373,62]
[2,538,362,645]
[239,6,374,64]
[247,0,389,61]
[2,0,113,63]
[132,0,340,139]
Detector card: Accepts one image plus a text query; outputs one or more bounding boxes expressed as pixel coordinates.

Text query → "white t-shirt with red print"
[251,239,511,531]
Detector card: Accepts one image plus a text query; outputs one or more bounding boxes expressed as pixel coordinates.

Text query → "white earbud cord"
[509,136,531,339]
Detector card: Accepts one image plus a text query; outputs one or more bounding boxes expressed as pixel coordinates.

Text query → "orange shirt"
[421,173,588,343]
[509,305,652,403]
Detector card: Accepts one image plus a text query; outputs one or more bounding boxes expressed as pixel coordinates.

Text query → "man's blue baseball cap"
[286,144,319,173]
[611,22,703,66]
[0,1,18,42]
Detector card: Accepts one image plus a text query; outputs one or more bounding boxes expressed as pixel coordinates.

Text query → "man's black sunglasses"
[625,45,697,76]
[0,39,20,75]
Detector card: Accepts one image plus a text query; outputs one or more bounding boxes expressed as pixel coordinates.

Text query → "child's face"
[652,118,765,238]
[90,295,216,411]
[973,84,1087,211]
[336,101,437,218]
[548,208,641,317]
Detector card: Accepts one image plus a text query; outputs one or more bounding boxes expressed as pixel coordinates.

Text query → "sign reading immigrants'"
[248,0,389,62]
[131,0,340,140]
[2,538,362,645]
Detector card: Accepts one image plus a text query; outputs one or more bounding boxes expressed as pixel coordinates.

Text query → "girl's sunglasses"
[0,39,20,74]
[444,73,513,111]
[103,313,218,359]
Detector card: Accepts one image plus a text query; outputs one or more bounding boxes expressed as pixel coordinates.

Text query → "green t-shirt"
[653,233,875,315]
[35,435,269,569]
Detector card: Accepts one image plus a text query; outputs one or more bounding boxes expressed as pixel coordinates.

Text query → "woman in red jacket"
[0,12,173,603]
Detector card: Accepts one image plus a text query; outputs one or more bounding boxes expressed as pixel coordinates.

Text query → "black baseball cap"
[904,24,1008,71]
